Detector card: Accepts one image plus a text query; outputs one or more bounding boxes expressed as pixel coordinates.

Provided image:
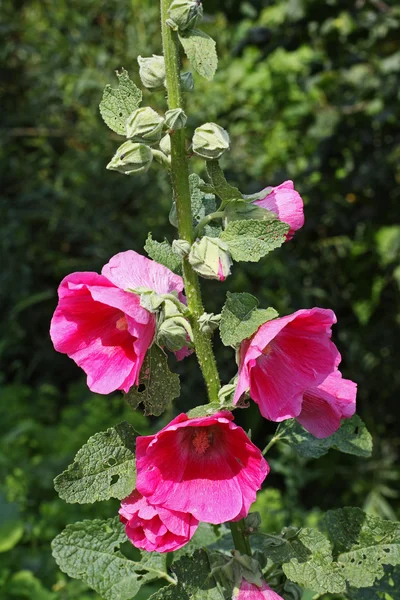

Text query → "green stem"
[160,0,220,403]
[160,0,252,558]
[262,434,281,456]
[193,211,225,237]
[229,521,252,556]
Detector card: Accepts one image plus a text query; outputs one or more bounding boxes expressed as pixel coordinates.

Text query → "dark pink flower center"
[191,427,214,455]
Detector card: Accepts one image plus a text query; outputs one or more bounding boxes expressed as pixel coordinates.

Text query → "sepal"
[188,236,232,281]
[192,122,230,159]
[126,106,164,144]
[106,141,153,175]
[137,55,166,91]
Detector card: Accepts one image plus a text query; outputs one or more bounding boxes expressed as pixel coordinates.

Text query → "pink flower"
[135,412,269,524]
[234,579,284,599]
[50,250,185,394]
[234,308,340,423]
[119,490,198,553]
[297,370,357,438]
[253,180,304,240]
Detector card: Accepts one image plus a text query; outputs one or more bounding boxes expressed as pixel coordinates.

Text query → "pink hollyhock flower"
[234,308,340,423]
[234,579,284,599]
[119,490,198,553]
[297,370,357,438]
[50,250,185,394]
[136,412,269,524]
[253,180,304,240]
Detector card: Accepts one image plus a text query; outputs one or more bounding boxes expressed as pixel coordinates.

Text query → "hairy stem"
[160,0,220,402]
[230,521,252,556]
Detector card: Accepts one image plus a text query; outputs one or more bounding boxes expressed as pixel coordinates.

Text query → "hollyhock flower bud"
[198,312,221,334]
[248,181,304,240]
[181,71,194,92]
[50,251,187,394]
[188,237,232,281]
[297,369,357,438]
[165,108,187,131]
[119,490,198,553]
[234,578,284,599]
[234,308,340,422]
[167,0,203,31]
[192,122,230,160]
[137,55,165,91]
[126,107,164,145]
[172,238,191,258]
[159,133,171,157]
[157,315,193,352]
[106,141,153,175]
[135,411,269,524]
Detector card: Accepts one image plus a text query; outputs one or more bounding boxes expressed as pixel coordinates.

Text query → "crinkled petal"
[102,250,184,295]
[297,370,357,438]
[254,180,304,240]
[235,578,285,599]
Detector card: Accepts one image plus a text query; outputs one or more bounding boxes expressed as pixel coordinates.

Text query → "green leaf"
[349,566,400,599]
[326,507,400,588]
[178,30,218,81]
[3,571,55,600]
[277,415,373,459]
[205,161,242,204]
[189,173,221,237]
[149,550,224,600]
[0,494,24,553]
[144,234,182,274]
[251,528,312,565]
[125,345,180,416]
[219,292,278,347]
[53,422,138,504]
[220,219,289,262]
[52,517,171,600]
[99,68,142,135]
[282,528,346,594]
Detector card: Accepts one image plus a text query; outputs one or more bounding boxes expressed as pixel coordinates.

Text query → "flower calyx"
[106,141,153,175]
[167,0,203,32]
[137,55,166,91]
[126,107,164,145]
[198,312,221,334]
[188,236,232,281]
[165,108,188,131]
[192,122,230,160]
[172,238,191,258]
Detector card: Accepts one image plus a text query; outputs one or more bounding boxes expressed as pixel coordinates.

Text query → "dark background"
[1,0,399,597]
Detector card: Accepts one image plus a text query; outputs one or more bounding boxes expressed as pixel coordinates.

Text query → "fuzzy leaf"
[99,68,142,135]
[125,345,180,416]
[206,161,242,203]
[277,415,373,459]
[282,528,346,594]
[149,550,224,600]
[52,517,169,600]
[326,508,400,588]
[189,173,221,237]
[54,422,138,504]
[178,30,218,81]
[219,292,278,347]
[349,566,400,599]
[144,234,182,274]
[220,219,289,262]
[251,529,312,565]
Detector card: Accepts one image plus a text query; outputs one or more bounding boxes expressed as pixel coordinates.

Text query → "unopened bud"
[159,134,171,157]
[157,316,193,352]
[172,239,191,258]
[192,123,230,160]
[198,312,221,334]
[188,236,232,281]
[137,55,165,91]
[126,107,164,145]
[106,141,153,175]
[165,108,187,131]
[223,199,275,226]
[167,0,203,31]
[181,71,194,92]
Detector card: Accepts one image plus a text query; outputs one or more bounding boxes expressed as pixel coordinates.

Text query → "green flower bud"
[165,108,187,131]
[159,134,171,157]
[137,55,165,91]
[180,71,194,92]
[198,312,221,334]
[192,122,230,160]
[106,141,153,175]
[167,0,203,31]
[223,199,275,226]
[126,107,164,145]
[172,238,191,258]
[188,236,232,281]
[157,316,193,352]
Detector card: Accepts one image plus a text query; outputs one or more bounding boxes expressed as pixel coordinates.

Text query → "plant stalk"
[160,0,252,557]
[160,0,220,403]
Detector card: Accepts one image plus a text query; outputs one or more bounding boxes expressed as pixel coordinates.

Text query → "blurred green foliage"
[1,0,399,597]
